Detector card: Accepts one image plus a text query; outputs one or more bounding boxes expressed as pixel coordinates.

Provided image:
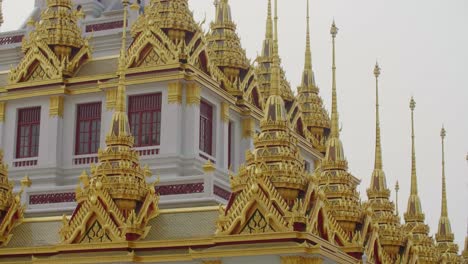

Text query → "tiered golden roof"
[296,0,330,152]
[9,0,91,83]
[255,0,294,103]
[403,98,440,263]
[127,0,208,72]
[436,127,461,263]
[364,63,405,258]
[316,22,362,235]
[206,0,250,96]
[60,2,159,244]
[0,151,31,246]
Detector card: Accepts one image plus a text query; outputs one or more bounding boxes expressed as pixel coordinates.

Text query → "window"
[16,107,41,159]
[76,102,102,155]
[128,93,162,147]
[199,100,213,155]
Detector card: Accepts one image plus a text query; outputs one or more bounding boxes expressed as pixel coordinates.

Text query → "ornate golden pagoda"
[216,7,350,242]
[255,0,294,103]
[206,0,250,96]
[9,0,91,83]
[60,2,159,243]
[436,127,461,263]
[316,21,362,235]
[0,150,31,246]
[403,97,439,263]
[127,0,208,72]
[365,63,405,258]
[296,0,330,152]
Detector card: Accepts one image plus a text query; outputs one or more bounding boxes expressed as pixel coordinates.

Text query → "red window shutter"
[75,102,102,155]
[16,107,41,159]
[199,101,213,155]
[128,93,162,147]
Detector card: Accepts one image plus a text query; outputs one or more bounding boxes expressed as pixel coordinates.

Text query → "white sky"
[2,0,468,250]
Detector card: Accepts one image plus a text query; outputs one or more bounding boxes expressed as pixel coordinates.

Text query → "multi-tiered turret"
[9,0,91,83]
[255,0,294,103]
[365,63,404,258]
[60,2,159,243]
[206,0,250,96]
[296,0,330,152]
[403,98,439,262]
[435,127,461,263]
[316,22,362,235]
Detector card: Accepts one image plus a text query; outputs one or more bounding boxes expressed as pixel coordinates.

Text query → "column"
[218,102,230,170]
[44,96,64,168]
[239,117,254,164]
[161,82,183,155]
[183,82,201,158]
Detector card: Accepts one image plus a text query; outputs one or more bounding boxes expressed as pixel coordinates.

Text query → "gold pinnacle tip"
[441,126,446,138]
[330,21,338,37]
[410,97,416,110]
[374,63,381,78]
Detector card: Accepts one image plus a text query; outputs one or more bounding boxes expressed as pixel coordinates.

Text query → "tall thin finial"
[115,0,129,113]
[304,0,312,70]
[330,21,339,138]
[409,97,418,195]
[269,0,281,97]
[374,62,383,170]
[395,180,400,215]
[440,126,448,217]
[265,0,273,39]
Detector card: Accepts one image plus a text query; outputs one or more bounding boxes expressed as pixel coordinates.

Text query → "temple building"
[0,0,465,263]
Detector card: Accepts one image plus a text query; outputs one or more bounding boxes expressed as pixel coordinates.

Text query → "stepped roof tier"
[296,0,330,152]
[316,21,362,235]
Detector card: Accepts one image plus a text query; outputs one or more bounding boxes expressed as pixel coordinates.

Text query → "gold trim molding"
[0,102,5,122]
[168,82,183,104]
[202,261,222,264]
[242,118,254,138]
[281,256,323,264]
[221,102,230,123]
[49,96,64,117]
[186,82,201,105]
[106,88,117,110]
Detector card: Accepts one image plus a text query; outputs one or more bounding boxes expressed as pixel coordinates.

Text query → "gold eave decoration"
[8,0,92,85]
[0,150,31,247]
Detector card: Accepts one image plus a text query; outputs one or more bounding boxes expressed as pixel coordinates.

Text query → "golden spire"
[395,180,400,215]
[265,0,273,40]
[373,63,383,170]
[404,97,425,223]
[330,21,340,139]
[301,0,316,89]
[270,0,281,97]
[435,127,459,258]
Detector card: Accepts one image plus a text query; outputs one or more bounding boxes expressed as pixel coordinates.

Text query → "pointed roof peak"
[329,21,340,139]
[265,0,273,40]
[299,0,316,90]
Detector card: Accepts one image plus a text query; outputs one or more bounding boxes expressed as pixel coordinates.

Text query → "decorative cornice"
[49,95,64,117]
[0,102,5,122]
[220,102,230,123]
[186,82,201,105]
[168,82,183,104]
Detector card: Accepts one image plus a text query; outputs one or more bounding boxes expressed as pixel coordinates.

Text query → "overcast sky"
[2,0,467,250]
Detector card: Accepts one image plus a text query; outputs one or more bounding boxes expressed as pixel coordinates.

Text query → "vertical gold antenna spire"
[374,62,382,170]
[116,0,129,113]
[270,0,280,97]
[330,21,339,138]
[265,0,273,39]
[304,0,312,71]
[409,97,418,195]
[440,126,448,217]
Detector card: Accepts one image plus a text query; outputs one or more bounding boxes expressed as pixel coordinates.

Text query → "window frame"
[199,100,214,156]
[75,102,102,155]
[128,93,162,147]
[16,107,41,159]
